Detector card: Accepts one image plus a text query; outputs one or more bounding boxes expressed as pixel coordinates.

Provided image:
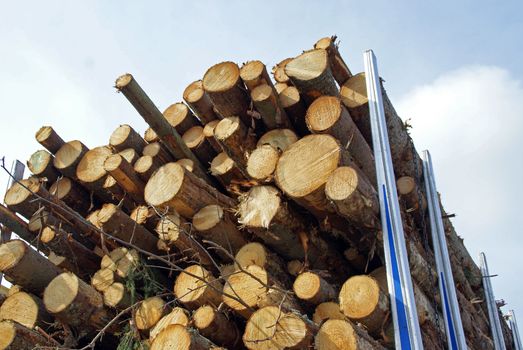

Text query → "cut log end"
[285,49,329,81]
[222,265,268,314]
[235,242,269,268]
[192,204,223,231]
[210,152,235,176]
[306,95,342,132]
[76,146,113,184]
[237,185,280,229]
[325,166,359,201]
[150,307,190,340]
[315,319,358,350]
[135,296,166,330]
[214,116,241,141]
[144,162,185,208]
[340,73,367,109]
[293,271,335,304]
[257,128,298,152]
[203,61,241,93]
[0,240,26,272]
[184,80,205,103]
[247,145,279,181]
[313,302,346,324]
[54,140,88,172]
[174,265,221,309]
[43,272,80,314]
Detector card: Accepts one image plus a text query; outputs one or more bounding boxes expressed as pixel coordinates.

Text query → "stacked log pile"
[0,35,514,350]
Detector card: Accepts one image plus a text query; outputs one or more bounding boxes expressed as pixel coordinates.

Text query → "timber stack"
[0,35,514,350]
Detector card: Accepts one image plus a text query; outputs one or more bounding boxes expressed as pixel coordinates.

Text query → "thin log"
[315,319,386,350]
[143,142,174,164]
[0,204,45,251]
[144,127,160,143]
[193,304,241,348]
[4,178,48,220]
[279,86,309,135]
[314,35,352,85]
[104,153,145,204]
[173,265,222,310]
[53,140,89,179]
[49,177,91,216]
[246,144,279,182]
[76,146,117,202]
[103,282,132,309]
[240,60,274,92]
[151,324,217,350]
[251,84,291,130]
[27,150,59,184]
[118,147,140,165]
[210,152,244,187]
[149,307,190,340]
[134,155,163,182]
[274,82,289,94]
[257,128,298,152]
[183,80,218,123]
[182,126,217,165]
[109,124,147,152]
[35,126,65,154]
[293,271,336,305]
[272,58,293,84]
[0,320,53,350]
[135,296,167,331]
[91,268,115,292]
[0,291,53,330]
[203,120,222,153]
[313,301,345,324]
[163,102,201,135]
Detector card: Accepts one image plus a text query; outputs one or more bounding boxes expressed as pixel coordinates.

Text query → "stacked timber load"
[0,35,514,350]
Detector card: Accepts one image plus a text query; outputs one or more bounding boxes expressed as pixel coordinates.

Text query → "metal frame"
[480,252,507,350]
[508,310,522,350]
[364,49,424,350]
[422,150,467,349]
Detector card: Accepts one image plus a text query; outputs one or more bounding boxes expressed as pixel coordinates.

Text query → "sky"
[0,0,522,341]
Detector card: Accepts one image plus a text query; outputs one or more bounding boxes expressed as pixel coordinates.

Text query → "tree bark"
[251,84,291,130]
[183,80,219,123]
[278,86,309,135]
[27,150,59,184]
[182,126,217,165]
[0,204,45,251]
[109,124,147,153]
[314,35,352,85]
[173,265,222,310]
[104,153,145,204]
[53,140,89,180]
[193,304,242,348]
[35,126,65,154]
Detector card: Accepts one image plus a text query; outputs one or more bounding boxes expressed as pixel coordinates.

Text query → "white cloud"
[396,65,523,327]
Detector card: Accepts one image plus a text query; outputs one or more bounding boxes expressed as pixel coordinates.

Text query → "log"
[177,158,195,172]
[76,146,116,201]
[53,140,89,179]
[325,166,380,230]
[43,272,114,330]
[97,203,158,253]
[192,204,248,255]
[279,86,309,135]
[257,128,298,152]
[285,49,339,104]
[130,205,159,232]
[104,153,145,204]
[118,147,140,165]
[315,319,386,350]
[340,72,421,178]
[210,152,244,187]
[103,282,132,309]
[100,247,129,271]
[274,82,289,94]
[163,102,201,135]
[0,204,45,250]
[144,127,160,143]
[4,178,48,219]
[91,268,115,292]
[135,296,167,331]
[182,126,217,165]
[203,120,222,153]
[173,265,222,310]
[26,150,59,184]
[49,177,91,216]
[115,74,211,182]
[214,116,257,175]
[306,95,376,185]
[397,176,427,224]
[314,36,352,85]
[0,291,52,329]
[151,324,217,350]
[101,175,134,211]
[313,301,346,324]
[0,240,61,295]
[183,80,218,123]
[35,126,65,154]
[293,271,336,305]
[202,61,252,127]
[155,213,213,267]
[0,320,53,350]
[143,141,174,164]
[272,58,293,84]
[240,60,274,92]
[145,162,234,218]
[134,155,162,182]
[243,306,317,350]
[339,275,389,335]
[193,304,241,348]
[251,84,291,130]
[149,307,190,340]
[113,248,140,279]
[109,124,146,152]
[246,144,279,182]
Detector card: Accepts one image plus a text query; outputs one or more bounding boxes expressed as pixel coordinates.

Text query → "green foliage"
[116,324,149,350]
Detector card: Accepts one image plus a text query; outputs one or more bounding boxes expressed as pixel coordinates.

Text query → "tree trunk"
[27,150,59,184]
[53,140,89,180]
[306,96,376,185]
[313,301,346,324]
[109,124,147,153]
[193,304,242,348]
[0,320,53,349]
[240,60,274,92]
[278,86,309,135]
[314,35,352,85]
[257,128,298,152]
[145,162,235,218]
[182,126,217,166]
[151,324,217,350]
[203,120,222,153]
[49,177,91,216]
[315,319,386,350]
[173,265,222,310]
[134,155,163,182]
[104,153,145,204]
[0,240,61,295]
[0,291,53,330]
[293,271,337,305]
[183,80,219,123]
[251,84,291,130]
[135,296,167,331]
[285,49,339,104]
[246,144,279,182]
[210,152,245,188]
[202,61,252,127]
[35,126,65,154]
[163,102,202,135]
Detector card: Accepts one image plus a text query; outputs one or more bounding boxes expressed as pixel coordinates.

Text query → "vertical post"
[480,252,507,350]
[364,49,424,350]
[422,150,467,350]
[509,310,522,350]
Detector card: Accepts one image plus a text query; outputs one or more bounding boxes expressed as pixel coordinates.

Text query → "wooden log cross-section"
[240,60,274,92]
[0,320,54,350]
[151,324,217,350]
[27,150,59,184]
[35,126,65,154]
[53,140,89,180]
[109,124,147,153]
[314,35,353,86]
[104,153,145,204]
[251,84,291,130]
[183,80,219,123]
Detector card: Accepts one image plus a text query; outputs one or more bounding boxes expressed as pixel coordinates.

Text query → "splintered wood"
[0,35,510,350]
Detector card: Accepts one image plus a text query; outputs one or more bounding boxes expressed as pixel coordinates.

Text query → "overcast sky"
[1,0,521,340]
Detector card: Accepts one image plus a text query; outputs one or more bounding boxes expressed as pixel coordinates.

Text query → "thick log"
[43,272,114,331]
[214,116,257,176]
[257,128,298,152]
[149,307,190,340]
[143,141,174,164]
[183,80,219,123]
[293,271,336,305]
[145,162,234,218]
[76,146,117,201]
[163,102,201,135]
[314,36,352,85]
[103,282,132,309]
[285,49,339,104]
[192,204,247,255]
[272,58,293,84]
[27,150,59,184]
[0,240,60,295]
[243,306,317,350]
[119,147,140,165]
[115,74,211,182]
[306,96,376,185]
[246,144,279,182]
[279,86,309,135]
[202,61,252,127]
[325,166,379,230]
[313,301,346,324]
[339,275,389,335]
[240,60,274,92]
[135,296,167,331]
[0,204,44,250]
[53,140,89,179]
[315,319,386,350]
[104,153,145,204]
[173,265,222,310]
[251,84,291,130]
[109,124,146,153]
[151,324,217,350]
[134,155,162,182]
[0,291,52,329]
[144,127,159,143]
[4,178,48,220]
[210,152,244,187]
[203,120,222,153]
[193,304,241,348]
[182,126,217,165]
[35,126,65,154]
[49,177,91,216]
[0,320,53,350]
[97,203,158,253]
